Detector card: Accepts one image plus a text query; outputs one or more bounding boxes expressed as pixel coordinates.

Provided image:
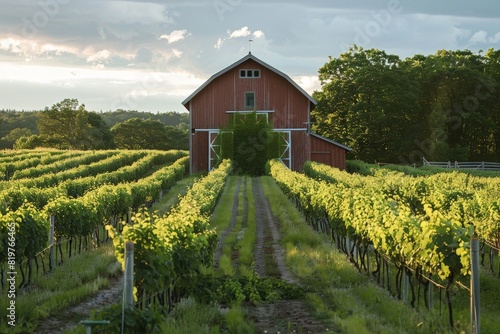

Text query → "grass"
[149,174,202,215]
[0,242,120,333]
[236,177,256,276]
[158,297,223,334]
[210,176,239,234]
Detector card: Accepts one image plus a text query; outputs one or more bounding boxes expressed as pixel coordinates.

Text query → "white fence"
[423,158,500,171]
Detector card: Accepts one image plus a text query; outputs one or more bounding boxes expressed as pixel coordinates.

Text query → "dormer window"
[240,69,260,78]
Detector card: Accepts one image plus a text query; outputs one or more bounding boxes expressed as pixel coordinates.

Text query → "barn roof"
[182,52,317,107]
[310,132,352,151]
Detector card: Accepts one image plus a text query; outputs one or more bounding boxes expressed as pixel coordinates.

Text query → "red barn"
[182,52,351,173]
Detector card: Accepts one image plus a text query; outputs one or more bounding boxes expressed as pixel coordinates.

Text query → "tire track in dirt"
[35,275,124,334]
[252,177,296,284]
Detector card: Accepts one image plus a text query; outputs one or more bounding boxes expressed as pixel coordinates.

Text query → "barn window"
[245,92,255,110]
[240,69,260,78]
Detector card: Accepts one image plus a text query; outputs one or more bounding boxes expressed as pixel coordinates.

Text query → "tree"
[111,118,187,150]
[37,99,90,149]
[14,134,45,149]
[86,112,114,149]
[2,128,33,145]
[313,46,500,163]
[165,126,189,150]
[36,98,112,150]
[313,46,423,163]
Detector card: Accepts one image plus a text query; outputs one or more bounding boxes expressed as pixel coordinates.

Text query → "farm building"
[182,52,351,173]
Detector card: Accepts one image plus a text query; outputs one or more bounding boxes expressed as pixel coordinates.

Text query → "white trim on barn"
[225,110,275,113]
[275,130,291,169]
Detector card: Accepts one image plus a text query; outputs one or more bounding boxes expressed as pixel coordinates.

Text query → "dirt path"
[35,275,123,334]
[248,177,329,333]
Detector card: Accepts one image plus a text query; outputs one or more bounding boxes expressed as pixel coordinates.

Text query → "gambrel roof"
[182,52,317,107]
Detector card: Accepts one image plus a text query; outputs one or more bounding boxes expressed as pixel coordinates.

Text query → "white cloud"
[489,32,500,43]
[214,37,224,50]
[293,75,321,95]
[1,38,22,53]
[215,27,266,50]
[86,50,111,63]
[172,49,183,58]
[469,30,488,44]
[253,30,265,39]
[228,26,251,39]
[468,30,500,45]
[160,29,191,44]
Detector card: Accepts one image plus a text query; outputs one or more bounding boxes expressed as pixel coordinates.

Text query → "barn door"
[208,130,233,170]
[276,131,291,169]
[208,131,219,171]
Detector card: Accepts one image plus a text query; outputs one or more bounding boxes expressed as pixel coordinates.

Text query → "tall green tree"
[36,98,112,149]
[86,112,114,149]
[312,46,423,163]
[37,98,90,149]
[481,49,500,161]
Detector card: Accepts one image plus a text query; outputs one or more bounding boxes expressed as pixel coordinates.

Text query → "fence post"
[124,241,134,308]
[470,238,480,334]
[49,215,55,271]
[402,267,409,304]
[428,282,433,309]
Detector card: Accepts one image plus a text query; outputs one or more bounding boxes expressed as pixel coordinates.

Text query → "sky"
[1,0,499,113]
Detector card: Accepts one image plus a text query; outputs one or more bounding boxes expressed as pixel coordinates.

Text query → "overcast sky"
[1,0,499,113]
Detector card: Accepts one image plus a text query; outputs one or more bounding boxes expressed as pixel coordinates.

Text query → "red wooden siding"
[191,132,208,173]
[291,131,309,171]
[189,59,311,130]
[310,135,347,170]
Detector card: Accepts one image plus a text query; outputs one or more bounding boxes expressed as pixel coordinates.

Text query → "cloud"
[0,37,78,60]
[292,75,321,95]
[469,30,488,44]
[0,38,22,54]
[160,29,190,44]
[253,30,265,39]
[468,30,500,44]
[172,49,183,58]
[214,27,266,51]
[228,26,251,39]
[214,37,224,50]
[489,32,500,43]
[86,50,111,63]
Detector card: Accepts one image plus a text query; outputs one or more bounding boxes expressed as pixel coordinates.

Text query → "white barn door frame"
[208,129,292,170]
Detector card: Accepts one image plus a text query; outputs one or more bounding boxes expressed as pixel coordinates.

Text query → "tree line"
[0,100,189,150]
[312,46,500,164]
